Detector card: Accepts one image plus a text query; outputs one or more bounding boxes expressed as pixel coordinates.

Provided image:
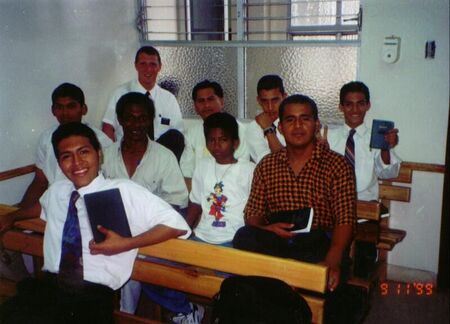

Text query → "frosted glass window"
[156,47,239,118]
[246,45,358,124]
[155,45,357,124]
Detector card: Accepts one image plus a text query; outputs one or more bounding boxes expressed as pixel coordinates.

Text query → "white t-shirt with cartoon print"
[190,157,255,244]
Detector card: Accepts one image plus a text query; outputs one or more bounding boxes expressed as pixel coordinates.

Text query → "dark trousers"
[156,129,185,162]
[232,225,331,263]
[0,272,114,324]
[233,226,367,324]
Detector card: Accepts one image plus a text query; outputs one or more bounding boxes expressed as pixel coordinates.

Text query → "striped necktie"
[58,190,83,290]
[345,129,356,169]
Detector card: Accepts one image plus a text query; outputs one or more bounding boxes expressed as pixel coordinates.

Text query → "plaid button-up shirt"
[244,144,356,231]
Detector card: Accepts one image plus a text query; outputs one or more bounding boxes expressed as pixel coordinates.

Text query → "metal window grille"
[137,0,361,42]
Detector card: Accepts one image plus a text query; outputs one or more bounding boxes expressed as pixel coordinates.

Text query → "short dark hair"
[116,92,155,121]
[279,94,318,121]
[203,112,239,141]
[192,80,224,101]
[51,83,85,106]
[135,46,161,64]
[257,75,285,95]
[339,81,370,104]
[51,122,100,159]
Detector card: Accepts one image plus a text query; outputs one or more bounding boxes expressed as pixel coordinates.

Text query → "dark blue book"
[370,119,394,150]
[268,208,314,233]
[84,188,132,243]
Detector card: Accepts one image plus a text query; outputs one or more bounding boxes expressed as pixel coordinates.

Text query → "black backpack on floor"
[212,275,312,324]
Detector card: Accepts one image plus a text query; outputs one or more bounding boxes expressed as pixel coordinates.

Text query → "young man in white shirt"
[324,81,401,201]
[0,122,190,323]
[102,92,188,211]
[102,46,184,160]
[19,83,112,208]
[324,81,401,278]
[245,74,287,163]
[180,80,249,185]
[101,92,190,316]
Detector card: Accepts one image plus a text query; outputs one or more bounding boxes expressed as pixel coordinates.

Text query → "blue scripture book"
[268,208,314,233]
[370,119,394,150]
[84,188,132,243]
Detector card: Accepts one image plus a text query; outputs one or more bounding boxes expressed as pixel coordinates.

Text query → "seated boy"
[138,112,254,324]
[0,122,190,323]
[186,112,255,245]
[19,83,112,208]
[180,80,250,185]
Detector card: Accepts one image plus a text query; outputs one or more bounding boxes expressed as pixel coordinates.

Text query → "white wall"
[0,0,139,204]
[359,0,449,275]
[0,0,448,276]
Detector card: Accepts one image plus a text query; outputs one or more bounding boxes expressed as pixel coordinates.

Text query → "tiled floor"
[363,266,448,324]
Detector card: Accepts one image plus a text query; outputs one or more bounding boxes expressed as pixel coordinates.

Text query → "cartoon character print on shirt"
[207,181,228,227]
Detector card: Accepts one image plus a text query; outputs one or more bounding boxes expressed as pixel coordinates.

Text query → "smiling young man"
[233,94,356,293]
[245,75,287,163]
[0,122,190,323]
[180,80,249,184]
[101,46,184,159]
[325,81,401,201]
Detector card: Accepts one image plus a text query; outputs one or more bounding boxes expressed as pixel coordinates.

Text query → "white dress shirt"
[245,119,285,164]
[102,139,188,208]
[35,124,112,184]
[40,174,191,290]
[180,120,250,178]
[102,80,184,142]
[327,123,401,201]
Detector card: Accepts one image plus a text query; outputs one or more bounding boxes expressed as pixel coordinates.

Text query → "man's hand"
[255,112,274,130]
[384,128,399,148]
[264,222,296,239]
[323,248,342,291]
[89,225,129,256]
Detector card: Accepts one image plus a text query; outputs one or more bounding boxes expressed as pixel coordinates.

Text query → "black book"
[84,188,132,243]
[370,119,394,150]
[268,208,314,233]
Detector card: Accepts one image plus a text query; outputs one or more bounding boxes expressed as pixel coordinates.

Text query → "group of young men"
[0,45,401,324]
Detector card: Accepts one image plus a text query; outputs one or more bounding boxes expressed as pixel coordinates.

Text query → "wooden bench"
[350,163,412,289]
[1,216,328,323]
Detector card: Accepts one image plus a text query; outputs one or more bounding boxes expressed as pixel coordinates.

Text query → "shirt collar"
[343,123,368,137]
[77,173,106,196]
[278,143,323,164]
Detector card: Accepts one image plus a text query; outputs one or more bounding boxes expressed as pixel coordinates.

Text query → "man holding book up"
[323,81,401,201]
[322,81,401,280]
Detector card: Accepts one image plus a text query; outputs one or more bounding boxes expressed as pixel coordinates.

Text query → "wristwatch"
[263,124,277,137]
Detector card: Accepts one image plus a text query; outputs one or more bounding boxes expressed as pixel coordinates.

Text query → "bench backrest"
[2,217,327,324]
